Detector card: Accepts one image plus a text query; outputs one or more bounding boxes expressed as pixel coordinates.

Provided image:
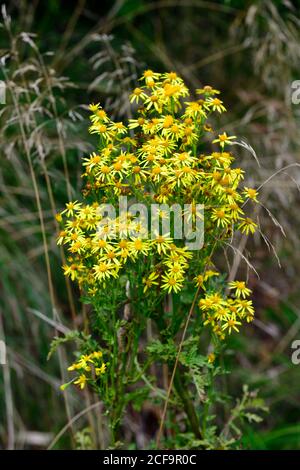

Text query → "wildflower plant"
[56,70,265,448]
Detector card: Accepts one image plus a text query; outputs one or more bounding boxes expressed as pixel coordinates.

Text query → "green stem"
[154,302,202,441]
[173,369,202,439]
[202,368,213,437]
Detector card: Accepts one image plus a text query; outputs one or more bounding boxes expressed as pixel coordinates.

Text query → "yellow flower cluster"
[199,279,255,338]
[62,351,107,390]
[57,70,258,335]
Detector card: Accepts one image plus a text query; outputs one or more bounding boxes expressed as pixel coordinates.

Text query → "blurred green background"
[0,0,300,449]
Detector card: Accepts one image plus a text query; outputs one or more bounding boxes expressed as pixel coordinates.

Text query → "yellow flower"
[221,316,242,334]
[101,249,121,266]
[67,363,80,371]
[199,297,214,311]
[228,281,252,298]
[91,351,103,359]
[167,262,185,278]
[95,363,107,375]
[57,230,67,245]
[74,374,87,390]
[213,132,236,149]
[161,274,184,293]
[129,87,147,104]
[184,101,206,118]
[95,164,112,182]
[235,299,255,316]
[141,69,160,82]
[128,117,145,129]
[89,123,113,141]
[61,201,82,217]
[63,263,82,281]
[144,92,162,112]
[243,187,258,202]
[207,353,216,364]
[143,272,159,292]
[206,97,226,113]
[152,234,173,255]
[194,274,204,287]
[95,109,109,121]
[229,203,244,220]
[161,115,174,128]
[128,238,150,258]
[196,85,220,96]
[91,238,113,254]
[78,354,93,365]
[108,121,127,135]
[204,270,219,281]
[238,217,257,235]
[89,104,109,123]
[89,102,100,113]
[82,152,103,170]
[203,313,216,327]
[211,208,231,228]
[214,307,229,321]
[93,262,118,281]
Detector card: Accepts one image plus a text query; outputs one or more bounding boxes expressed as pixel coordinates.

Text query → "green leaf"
[47,331,81,360]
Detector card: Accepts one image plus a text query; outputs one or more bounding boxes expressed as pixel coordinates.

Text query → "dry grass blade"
[48,402,103,450]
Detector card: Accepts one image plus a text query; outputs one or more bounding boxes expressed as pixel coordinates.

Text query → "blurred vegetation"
[0,0,299,449]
